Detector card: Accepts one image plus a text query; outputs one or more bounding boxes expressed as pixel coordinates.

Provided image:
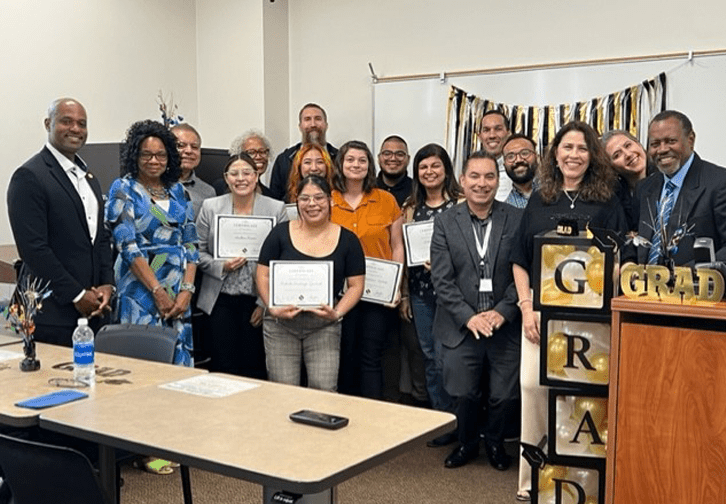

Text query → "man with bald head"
[7,98,114,346]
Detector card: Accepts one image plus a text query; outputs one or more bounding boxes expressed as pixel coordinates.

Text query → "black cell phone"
[289,409,349,430]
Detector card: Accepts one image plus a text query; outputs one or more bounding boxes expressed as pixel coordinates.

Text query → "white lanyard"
[471,220,492,260]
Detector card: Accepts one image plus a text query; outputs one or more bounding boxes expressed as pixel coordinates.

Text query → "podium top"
[611,295,726,320]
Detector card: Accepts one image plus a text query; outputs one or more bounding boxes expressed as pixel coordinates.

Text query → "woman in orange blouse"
[331,140,404,398]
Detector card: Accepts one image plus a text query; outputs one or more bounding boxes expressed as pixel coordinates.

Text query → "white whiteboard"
[373,53,726,172]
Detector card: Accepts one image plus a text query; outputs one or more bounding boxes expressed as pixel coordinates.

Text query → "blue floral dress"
[105,176,199,366]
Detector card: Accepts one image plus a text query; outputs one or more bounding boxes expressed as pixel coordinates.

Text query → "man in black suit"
[7,98,114,346]
[430,151,522,469]
[633,110,726,265]
[268,103,338,200]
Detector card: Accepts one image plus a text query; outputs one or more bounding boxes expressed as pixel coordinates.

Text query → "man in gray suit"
[431,151,522,469]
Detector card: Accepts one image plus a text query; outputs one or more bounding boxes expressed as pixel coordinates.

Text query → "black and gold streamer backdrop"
[445,72,666,173]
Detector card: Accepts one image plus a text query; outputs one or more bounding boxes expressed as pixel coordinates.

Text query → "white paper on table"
[159,375,259,398]
[0,349,23,362]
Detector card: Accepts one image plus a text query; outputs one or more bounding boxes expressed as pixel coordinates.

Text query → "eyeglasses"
[503,149,534,162]
[226,169,257,178]
[139,151,168,162]
[244,149,270,158]
[380,150,408,160]
[297,194,328,204]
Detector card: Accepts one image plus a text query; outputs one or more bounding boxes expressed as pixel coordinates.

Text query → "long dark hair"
[120,120,181,187]
[332,140,377,194]
[404,143,461,210]
[539,121,616,203]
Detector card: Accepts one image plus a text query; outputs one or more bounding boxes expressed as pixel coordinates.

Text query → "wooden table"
[40,373,456,503]
[0,342,205,428]
[0,331,21,347]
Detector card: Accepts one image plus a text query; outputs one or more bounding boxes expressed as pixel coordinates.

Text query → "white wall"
[1,0,198,243]
[195,0,265,149]
[288,0,726,150]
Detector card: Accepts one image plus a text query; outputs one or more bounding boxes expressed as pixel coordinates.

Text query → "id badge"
[479,278,493,293]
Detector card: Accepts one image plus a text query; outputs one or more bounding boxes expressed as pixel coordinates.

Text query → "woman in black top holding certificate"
[196,153,287,378]
[257,175,365,391]
[401,143,461,413]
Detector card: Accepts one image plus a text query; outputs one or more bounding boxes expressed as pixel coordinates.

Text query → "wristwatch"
[180,282,196,294]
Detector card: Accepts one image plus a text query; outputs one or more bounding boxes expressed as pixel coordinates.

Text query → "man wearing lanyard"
[7,98,114,346]
[430,151,522,470]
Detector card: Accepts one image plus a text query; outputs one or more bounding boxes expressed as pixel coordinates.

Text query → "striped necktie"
[647,181,677,264]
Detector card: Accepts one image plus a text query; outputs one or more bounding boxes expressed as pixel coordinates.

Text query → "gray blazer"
[195,193,288,314]
[430,200,522,348]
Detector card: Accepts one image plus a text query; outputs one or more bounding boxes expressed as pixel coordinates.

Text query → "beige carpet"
[120,440,521,503]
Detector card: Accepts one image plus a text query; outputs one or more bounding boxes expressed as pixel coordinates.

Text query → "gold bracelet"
[517,298,532,308]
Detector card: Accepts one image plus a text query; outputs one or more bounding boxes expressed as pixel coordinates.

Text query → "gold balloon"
[541,244,575,269]
[547,332,569,376]
[541,278,574,306]
[586,258,605,295]
[585,352,609,384]
[589,427,608,456]
[587,246,603,261]
[574,397,608,427]
[584,498,598,504]
[538,464,569,492]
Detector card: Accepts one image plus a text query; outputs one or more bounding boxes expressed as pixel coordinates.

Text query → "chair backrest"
[95,323,177,364]
[0,433,111,504]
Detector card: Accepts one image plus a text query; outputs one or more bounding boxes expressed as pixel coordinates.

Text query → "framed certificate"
[402,220,434,267]
[214,215,276,260]
[284,203,299,221]
[361,257,403,305]
[269,260,334,308]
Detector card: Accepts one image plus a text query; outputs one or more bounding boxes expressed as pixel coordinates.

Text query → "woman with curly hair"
[105,120,199,368]
[509,121,626,501]
[286,143,334,203]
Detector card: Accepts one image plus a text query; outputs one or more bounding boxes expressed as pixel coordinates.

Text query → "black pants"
[207,293,266,379]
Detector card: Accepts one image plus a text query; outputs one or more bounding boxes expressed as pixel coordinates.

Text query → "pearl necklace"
[563,190,580,209]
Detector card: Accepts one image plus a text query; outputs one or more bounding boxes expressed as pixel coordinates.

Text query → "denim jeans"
[410,293,452,411]
[263,312,340,392]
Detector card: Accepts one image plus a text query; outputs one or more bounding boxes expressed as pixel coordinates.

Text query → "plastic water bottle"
[72,318,95,385]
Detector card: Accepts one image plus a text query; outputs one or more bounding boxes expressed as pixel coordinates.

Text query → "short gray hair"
[229,129,273,157]
[47,97,82,120]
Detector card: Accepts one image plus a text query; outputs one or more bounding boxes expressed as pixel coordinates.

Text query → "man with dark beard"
[268,103,338,200]
[501,134,538,209]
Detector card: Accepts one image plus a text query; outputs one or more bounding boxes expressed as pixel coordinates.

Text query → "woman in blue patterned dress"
[106,120,199,367]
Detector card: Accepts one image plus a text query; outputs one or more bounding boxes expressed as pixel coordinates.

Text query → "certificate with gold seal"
[269,260,334,308]
[403,220,434,267]
[361,258,403,305]
[214,215,276,261]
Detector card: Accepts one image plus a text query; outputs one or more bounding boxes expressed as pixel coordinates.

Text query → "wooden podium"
[607,296,726,503]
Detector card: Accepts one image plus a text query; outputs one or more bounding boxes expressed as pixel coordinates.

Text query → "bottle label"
[73,342,94,365]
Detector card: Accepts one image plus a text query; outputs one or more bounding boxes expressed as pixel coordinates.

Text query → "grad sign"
[620,264,725,305]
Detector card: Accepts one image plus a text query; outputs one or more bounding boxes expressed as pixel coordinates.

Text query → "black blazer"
[7,147,114,327]
[431,200,522,348]
[634,153,726,265]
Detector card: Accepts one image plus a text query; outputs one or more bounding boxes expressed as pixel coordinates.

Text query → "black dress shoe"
[485,443,512,471]
[426,431,456,448]
[444,444,479,468]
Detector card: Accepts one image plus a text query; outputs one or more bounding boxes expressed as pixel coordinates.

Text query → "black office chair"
[0,433,112,504]
[95,323,194,504]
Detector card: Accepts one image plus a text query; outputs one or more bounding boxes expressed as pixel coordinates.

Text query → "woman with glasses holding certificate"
[256,175,365,391]
[330,140,405,399]
[196,153,287,378]
[401,144,461,414]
